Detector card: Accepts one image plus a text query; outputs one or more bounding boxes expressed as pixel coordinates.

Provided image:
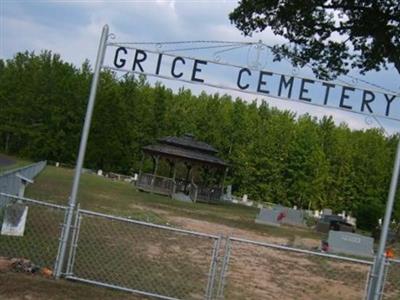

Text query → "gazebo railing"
[137,173,222,202]
[137,173,153,187]
[136,173,175,196]
[197,186,222,203]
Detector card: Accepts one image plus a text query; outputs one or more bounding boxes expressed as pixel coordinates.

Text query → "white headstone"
[242,194,248,202]
[323,208,333,216]
[347,216,357,226]
[56,162,60,167]
[133,173,138,181]
[97,169,103,176]
[226,185,232,199]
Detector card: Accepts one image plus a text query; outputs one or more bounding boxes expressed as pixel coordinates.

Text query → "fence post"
[54,24,109,278]
[205,236,222,300]
[216,237,232,299]
[367,138,400,300]
[66,204,81,276]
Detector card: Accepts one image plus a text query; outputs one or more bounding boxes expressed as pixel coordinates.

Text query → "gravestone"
[255,208,281,227]
[327,230,374,258]
[226,185,232,200]
[256,206,307,227]
[323,208,333,215]
[283,208,306,226]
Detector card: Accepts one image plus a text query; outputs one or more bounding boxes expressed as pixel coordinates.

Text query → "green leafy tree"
[229,1,400,78]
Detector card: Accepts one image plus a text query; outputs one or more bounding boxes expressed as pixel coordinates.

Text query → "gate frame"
[63,208,223,300]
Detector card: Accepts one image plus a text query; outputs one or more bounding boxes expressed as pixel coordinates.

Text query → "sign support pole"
[54,24,109,278]
[368,138,400,299]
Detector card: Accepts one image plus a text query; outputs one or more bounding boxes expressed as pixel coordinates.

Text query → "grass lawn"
[25,165,323,241]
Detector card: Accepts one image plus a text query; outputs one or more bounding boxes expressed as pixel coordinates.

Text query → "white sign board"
[1,204,28,237]
[104,45,400,121]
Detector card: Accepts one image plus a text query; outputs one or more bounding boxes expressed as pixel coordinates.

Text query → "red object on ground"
[321,241,329,252]
[385,248,395,258]
[277,212,286,222]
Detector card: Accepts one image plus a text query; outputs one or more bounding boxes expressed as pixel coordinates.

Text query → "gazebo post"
[184,163,192,193]
[190,165,198,202]
[171,161,177,195]
[151,155,160,192]
[220,167,227,199]
[138,152,145,183]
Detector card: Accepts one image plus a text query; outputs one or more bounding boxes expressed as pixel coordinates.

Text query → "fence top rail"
[388,258,400,263]
[0,160,46,177]
[229,236,374,265]
[0,192,67,210]
[79,208,220,239]
[66,276,181,300]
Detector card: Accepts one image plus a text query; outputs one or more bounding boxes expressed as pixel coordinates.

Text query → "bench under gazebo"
[136,134,228,203]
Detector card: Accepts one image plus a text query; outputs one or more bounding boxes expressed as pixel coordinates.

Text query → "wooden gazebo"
[136,134,228,203]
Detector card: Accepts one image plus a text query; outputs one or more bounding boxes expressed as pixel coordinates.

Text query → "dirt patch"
[170,215,289,244]
[292,236,321,249]
[0,272,145,299]
[224,242,370,300]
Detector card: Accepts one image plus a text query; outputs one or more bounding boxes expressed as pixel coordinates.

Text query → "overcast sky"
[1,0,399,134]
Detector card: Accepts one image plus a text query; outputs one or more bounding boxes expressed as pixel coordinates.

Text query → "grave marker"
[327,230,374,258]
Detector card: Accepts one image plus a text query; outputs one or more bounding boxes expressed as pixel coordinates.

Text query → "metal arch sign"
[103,44,400,122]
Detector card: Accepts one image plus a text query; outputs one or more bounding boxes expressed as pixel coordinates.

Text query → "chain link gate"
[216,236,374,300]
[64,208,222,300]
[381,258,400,299]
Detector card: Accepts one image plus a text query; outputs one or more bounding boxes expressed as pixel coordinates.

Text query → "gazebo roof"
[158,134,218,154]
[142,134,227,167]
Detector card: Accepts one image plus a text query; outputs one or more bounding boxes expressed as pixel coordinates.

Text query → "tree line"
[0,51,398,229]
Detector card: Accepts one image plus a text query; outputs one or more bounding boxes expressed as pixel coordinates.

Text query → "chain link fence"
[2,190,398,300]
[66,209,221,300]
[216,237,373,300]
[0,193,67,273]
[382,259,400,300]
